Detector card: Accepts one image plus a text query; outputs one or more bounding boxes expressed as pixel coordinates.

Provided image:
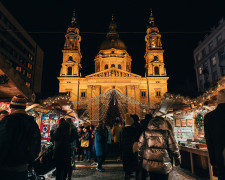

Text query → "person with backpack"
[0,95,41,180]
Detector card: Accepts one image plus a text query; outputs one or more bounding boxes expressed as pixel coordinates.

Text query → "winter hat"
[217,89,225,104]
[10,95,27,109]
[125,113,134,126]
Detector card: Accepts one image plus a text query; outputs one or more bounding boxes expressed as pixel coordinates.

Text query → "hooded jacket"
[138,117,181,174]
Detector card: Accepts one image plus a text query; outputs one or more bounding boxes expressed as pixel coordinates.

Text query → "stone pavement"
[44,160,209,180]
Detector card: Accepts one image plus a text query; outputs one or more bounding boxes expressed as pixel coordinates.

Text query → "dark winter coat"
[121,126,138,172]
[132,122,142,140]
[140,118,150,133]
[94,126,108,157]
[54,123,76,163]
[77,131,84,148]
[0,111,41,169]
[82,131,90,141]
[204,103,225,178]
[50,124,58,143]
[138,117,181,174]
[70,127,78,149]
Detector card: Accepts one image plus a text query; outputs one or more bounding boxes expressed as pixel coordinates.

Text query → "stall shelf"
[179,145,217,180]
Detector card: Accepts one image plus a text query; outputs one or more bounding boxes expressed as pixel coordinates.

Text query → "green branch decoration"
[0,75,9,85]
[195,113,204,129]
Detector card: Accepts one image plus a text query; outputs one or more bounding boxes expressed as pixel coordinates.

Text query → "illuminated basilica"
[58,10,169,124]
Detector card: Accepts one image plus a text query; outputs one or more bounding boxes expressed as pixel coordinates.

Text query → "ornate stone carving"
[86,68,141,78]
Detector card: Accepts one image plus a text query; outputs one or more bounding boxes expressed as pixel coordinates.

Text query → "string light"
[156,76,225,111]
[39,76,225,122]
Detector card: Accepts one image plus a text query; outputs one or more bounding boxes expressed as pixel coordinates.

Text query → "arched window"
[67,67,72,75]
[111,64,115,68]
[154,66,159,75]
[105,64,108,70]
[118,64,122,69]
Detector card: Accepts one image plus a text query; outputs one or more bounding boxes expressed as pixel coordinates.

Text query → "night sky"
[1,0,225,98]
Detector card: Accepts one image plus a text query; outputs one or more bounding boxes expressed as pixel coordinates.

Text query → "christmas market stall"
[25,94,81,145]
[154,77,225,180]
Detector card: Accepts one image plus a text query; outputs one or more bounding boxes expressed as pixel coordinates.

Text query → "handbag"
[81,139,89,148]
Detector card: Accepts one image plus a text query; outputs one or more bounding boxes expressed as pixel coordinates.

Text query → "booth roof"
[154,76,225,116]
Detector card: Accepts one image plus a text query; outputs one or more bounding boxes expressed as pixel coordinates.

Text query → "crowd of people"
[1,91,225,180]
[48,111,182,180]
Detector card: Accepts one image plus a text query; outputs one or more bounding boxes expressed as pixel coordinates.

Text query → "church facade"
[58,11,169,123]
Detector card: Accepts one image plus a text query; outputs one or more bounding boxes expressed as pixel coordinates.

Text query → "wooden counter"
[179,145,217,180]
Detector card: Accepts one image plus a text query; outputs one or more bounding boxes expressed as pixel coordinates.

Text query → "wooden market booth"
[26,93,85,144]
[153,77,225,180]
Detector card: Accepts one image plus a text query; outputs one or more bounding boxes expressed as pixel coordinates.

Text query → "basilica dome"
[99,38,127,50]
[99,16,127,50]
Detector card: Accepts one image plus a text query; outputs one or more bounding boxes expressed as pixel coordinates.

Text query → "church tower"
[145,9,167,77]
[144,10,169,107]
[60,10,82,77]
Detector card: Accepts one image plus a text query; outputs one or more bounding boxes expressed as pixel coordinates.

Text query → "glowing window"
[199,67,202,74]
[211,56,216,65]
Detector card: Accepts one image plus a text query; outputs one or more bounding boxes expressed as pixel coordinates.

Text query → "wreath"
[195,113,204,129]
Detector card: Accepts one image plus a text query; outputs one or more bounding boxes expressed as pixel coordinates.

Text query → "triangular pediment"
[86,68,141,78]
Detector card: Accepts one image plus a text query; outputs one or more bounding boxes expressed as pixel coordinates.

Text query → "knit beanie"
[125,113,134,126]
[217,89,225,104]
[10,95,27,109]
